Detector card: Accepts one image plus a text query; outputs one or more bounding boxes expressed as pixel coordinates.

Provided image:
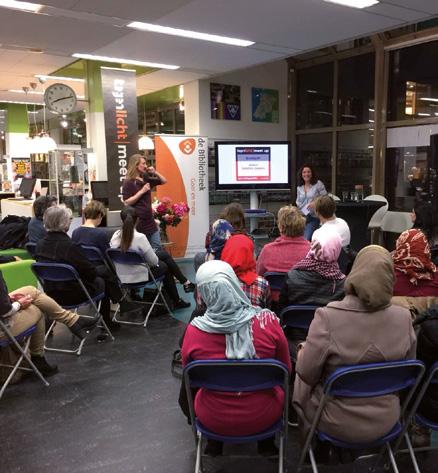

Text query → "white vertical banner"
[155,135,209,258]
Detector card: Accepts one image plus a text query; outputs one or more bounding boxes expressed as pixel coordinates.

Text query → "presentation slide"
[216,142,289,188]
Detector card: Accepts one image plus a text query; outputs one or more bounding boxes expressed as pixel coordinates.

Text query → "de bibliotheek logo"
[179,138,196,155]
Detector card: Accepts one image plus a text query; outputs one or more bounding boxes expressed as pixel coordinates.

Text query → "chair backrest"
[106,248,146,266]
[263,272,287,292]
[381,211,413,234]
[279,305,319,330]
[368,204,389,229]
[25,242,37,257]
[364,194,388,203]
[324,360,425,399]
[31,262,80,283]
[184,359,289,392]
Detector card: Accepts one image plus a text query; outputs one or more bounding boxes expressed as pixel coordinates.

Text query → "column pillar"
[84,60,107,180]
[5,104,29,158]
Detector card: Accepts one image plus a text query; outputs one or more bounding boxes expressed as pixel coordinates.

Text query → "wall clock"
[44,83,77,114]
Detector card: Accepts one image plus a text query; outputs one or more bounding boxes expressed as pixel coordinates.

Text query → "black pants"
[155,249,188,285]
[150,260,180,304]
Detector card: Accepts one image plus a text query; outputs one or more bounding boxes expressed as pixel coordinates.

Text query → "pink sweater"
[256,235,311,275]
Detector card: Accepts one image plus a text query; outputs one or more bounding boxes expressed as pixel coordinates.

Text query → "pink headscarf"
[293,230,345,280]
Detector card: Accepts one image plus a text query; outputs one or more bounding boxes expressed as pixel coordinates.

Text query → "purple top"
[122,176,162,234]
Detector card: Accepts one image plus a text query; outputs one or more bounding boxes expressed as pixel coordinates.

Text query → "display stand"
[244,191,275,239]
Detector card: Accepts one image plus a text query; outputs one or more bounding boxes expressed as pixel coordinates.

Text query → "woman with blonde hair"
[122,154,167,250]
[257,205,310,276]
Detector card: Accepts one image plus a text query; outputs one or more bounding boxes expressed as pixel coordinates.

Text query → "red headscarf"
[392,229,437,285]
[221,234,257,285]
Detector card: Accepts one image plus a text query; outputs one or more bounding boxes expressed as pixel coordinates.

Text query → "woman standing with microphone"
[296,164,327,241]
[122,154,195,296]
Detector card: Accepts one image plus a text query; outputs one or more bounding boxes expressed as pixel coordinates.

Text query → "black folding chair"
[106,248,172,328]
[31,262,114,355]
[0,319,49,400]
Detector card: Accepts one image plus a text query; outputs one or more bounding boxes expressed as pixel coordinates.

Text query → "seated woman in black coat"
[279,230,345,309]
[35,205,117,335]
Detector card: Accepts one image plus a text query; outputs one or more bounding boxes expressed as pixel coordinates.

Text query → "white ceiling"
[0,0,436,104]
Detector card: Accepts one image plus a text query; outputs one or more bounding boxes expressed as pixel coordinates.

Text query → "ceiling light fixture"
[127,21,254,47]
[72,53,180,70]
[0,0,42,12]
[35,75,85,83]
[420,97,438,103]
[323,0,379,8]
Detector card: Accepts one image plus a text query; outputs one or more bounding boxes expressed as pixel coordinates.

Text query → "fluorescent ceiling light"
[0,0,42,12]
[418,113,431,117]
[0,100,42,104]
[35,75,85,83]
[9,89,44,95]
[127,21,254,47]
[323,0,379,9]
[420,97,438,103]
[72,53,179,70]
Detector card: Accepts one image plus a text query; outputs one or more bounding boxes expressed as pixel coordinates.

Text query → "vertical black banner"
[101,67,138,210]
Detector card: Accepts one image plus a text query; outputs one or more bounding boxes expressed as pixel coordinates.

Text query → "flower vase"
[160,228,169,244]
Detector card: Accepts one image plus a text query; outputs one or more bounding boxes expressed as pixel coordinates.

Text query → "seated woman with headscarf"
[392,228,438,297]
[293,245,416,444]
[279,230,345,310]
[221,234,271,308]
[181,260,291,455]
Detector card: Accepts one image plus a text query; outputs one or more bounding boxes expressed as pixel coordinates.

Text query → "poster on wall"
[155,135,209,258]
[210,83,241,120]
[11,157,31,181]
[101,67,138,210]
[252,87,279,123]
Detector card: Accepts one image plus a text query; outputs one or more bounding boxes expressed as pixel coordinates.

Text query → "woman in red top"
[182,260,291,453]
[392,228,438,296]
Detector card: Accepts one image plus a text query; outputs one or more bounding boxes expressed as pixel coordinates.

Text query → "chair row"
[183,358,438,473]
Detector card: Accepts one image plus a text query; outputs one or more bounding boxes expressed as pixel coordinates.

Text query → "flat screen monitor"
[215,141,291,190]
[91,181,109,206]
[19,178,36,198]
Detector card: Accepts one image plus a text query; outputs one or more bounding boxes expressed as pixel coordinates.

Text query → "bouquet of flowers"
[152,196,190,232]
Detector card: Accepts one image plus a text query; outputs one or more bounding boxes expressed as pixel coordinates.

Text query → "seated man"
[0,270,95,376]
[28,195,57,244]
[313,195,351,248]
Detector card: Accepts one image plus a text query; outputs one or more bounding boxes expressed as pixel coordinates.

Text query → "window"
[337,130,373,196]
[297,133,332,191]
[296,63,333,129]
[338,53,374,126]
[388,41,438,122]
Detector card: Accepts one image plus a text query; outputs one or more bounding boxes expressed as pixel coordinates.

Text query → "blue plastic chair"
[279,305,319,331]
[183,359,290,473]
[25,242,37,258]
[297,360,425,473]
[106,248,172,328]
[263,272,287,292]
[31,262,114,355]
[399,361,438,473]
[80,245,114,273]
[0,319,49,400]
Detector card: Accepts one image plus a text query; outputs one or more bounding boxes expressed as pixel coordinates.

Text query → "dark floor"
[1,261,437,473]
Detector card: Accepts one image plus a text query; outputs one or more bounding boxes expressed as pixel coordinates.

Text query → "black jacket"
[0,271,12,318]
[35,231,98,306]
[415,305,438,421]
[279,268,345,309]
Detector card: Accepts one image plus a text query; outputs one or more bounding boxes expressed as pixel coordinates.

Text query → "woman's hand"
[140,182,151,195]
[16,294,33,309]
[307,201,316,210]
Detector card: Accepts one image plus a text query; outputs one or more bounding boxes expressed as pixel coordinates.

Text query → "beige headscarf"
[344,245,395,311]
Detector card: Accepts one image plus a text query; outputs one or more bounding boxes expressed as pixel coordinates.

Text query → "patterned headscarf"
[207,219,234,260]
[192,260,260,359]
[392,229,436,285]
[293,230,345,280]
[221,234,257,285]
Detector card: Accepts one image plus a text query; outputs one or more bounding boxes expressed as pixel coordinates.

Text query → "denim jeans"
[304,215,320,241]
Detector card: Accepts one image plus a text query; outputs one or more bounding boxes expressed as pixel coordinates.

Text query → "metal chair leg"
[308,445,319,473]
[195,432,202,473]
[387,443,400,473]
[404,433,422,473]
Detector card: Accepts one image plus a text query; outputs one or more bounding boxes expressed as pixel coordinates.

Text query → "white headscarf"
[192,260,261,359]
